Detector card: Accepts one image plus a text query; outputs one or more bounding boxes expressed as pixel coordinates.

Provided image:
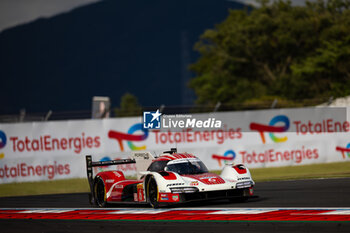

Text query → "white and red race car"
[86,148,254,208]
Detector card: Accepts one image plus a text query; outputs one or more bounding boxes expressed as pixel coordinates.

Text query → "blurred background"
[2,0,349,121]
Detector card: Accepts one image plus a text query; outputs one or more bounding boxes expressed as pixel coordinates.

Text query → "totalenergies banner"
[0,107,349,183]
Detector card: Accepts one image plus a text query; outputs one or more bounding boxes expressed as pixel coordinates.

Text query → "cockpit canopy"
[147,158,209,175]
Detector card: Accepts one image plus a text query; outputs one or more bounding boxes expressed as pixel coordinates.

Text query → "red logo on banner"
[336,143,350,159]
[250,115,290,144]
[108,123,148,151]
[0,130,6,159]
[212,150,236,167]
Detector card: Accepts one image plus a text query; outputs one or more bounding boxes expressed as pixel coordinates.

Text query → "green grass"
[213,161,350,182]
[0,178,90,197]
[0,161,349,197]
[251,161,350,181]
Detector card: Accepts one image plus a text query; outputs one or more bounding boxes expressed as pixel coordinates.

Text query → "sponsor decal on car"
[208,177,217,183]
[133,152,150,159]
[137,183,145,202]
[160,193,169,201]
[190,181,199,186]
[166,183,185,187]
[172,194,179,201]
[238,177,251,180]
[113,171,123,177]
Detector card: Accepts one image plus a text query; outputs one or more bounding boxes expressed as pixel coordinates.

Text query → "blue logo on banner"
[143,109,161,129]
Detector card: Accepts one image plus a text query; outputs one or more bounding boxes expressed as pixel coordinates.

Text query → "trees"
[189,0,350,106]
[114,93,142,117]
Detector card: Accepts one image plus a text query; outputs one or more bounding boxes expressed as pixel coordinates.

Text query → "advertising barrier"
[0,107,349,183]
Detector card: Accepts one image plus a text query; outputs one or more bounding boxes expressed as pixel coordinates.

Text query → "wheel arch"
[93,175,108,207]
[220,164,254,182]
[144,174,155,201]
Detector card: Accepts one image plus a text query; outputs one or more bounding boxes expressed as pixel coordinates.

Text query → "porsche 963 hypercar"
[86,148,254,208]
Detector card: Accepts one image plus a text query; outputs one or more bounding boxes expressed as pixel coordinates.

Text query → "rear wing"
[85,155,136,204]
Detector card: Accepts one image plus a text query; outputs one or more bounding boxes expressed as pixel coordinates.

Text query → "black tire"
[94,176,108,207]
[147,177,159,208]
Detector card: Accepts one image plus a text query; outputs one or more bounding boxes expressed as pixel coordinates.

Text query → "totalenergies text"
[240,146,319,164]
[9,133,100,154]
[293,119,350,135]
[153,127,242,145]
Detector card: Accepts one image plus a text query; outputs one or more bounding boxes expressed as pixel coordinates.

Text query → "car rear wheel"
[94,177,108,207]
[147,177,159,208]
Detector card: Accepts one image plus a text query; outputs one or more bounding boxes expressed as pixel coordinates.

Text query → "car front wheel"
[147,177,159,208]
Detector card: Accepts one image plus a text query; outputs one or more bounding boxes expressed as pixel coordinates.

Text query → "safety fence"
[0,107,349,183]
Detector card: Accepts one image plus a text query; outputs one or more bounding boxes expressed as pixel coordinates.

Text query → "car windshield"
[166,159,208,175]
[147,160,169,172]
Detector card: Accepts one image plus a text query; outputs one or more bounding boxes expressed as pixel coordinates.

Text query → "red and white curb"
[0,208,350,221]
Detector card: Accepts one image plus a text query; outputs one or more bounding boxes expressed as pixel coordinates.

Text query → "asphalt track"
[0,178,349,232]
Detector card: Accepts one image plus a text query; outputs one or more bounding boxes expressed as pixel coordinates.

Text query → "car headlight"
[170,187,199,193]
[236,181,253,189]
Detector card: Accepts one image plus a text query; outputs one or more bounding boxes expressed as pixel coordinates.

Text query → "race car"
[86,148,255,208]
